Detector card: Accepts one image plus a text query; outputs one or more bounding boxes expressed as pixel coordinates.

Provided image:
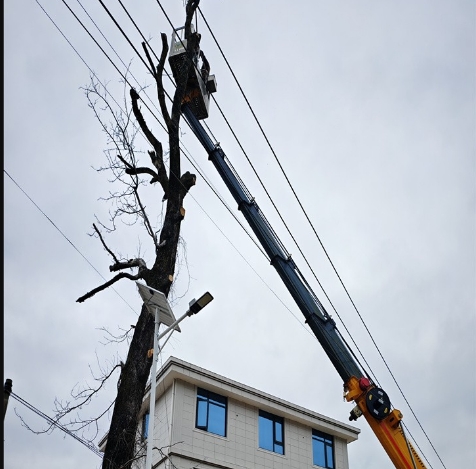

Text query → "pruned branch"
[185,0,200,31]
[147,150,168,190]
[154,34,171,125]
[129,89,163,155]
[124,166,158,181]
[130,88,169,198]
[109,258,147,273]
[76,272,144,303]
[179,171,196,197]
[116,150,161,185]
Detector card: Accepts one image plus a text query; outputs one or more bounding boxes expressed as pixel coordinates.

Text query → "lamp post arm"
[157,310,190,342]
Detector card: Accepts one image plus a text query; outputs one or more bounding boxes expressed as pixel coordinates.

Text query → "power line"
[4,169,138,315]
[54,0,274,262]
[30,2,441,466]
[28,0,315,350]
[10,0,277,325]
[197,7,442,466]
[9,391,103,459]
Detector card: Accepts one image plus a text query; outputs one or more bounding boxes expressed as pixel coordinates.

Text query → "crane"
[169,25,427,469]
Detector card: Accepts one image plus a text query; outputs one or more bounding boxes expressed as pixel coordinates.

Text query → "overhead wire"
[62,0,418,456]
[4,169,138,315]
[107,5,400,439]
[31,0,292,329]
[197,6,443,467]
[9,391,103,458]
[13,17,320,453]
[34,0,311,337]
[149,0,355,336]
[32,1,440,466]
[154,3,439,466]
[32,0,271,291]
[92,0,271,262]
[20,1,266,339]
[197,4,377,379]
[153,4,385,389]
[75,0,166,122]
[89,0,431,449]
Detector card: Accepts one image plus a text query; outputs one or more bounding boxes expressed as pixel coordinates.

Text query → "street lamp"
[136,282,213,469]
[186,292,214,315]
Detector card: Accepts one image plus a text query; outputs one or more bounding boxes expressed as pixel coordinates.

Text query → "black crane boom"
[182,104,365,383]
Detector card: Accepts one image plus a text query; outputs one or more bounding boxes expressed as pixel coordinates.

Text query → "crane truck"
[168,25,428,469]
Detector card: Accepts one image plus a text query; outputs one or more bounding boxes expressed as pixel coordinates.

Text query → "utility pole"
[4,379,12,420]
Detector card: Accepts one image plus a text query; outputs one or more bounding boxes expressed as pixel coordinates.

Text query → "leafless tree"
[74,1,204,468]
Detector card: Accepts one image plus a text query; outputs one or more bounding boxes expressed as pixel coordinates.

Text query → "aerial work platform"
[168,25,217,120]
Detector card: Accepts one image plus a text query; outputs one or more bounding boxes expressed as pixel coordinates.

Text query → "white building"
[130,356,360,469]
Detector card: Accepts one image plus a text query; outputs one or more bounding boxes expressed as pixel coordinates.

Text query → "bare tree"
[75,1,205,468]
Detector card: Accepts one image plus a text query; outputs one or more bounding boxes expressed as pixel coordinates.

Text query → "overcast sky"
[4,1,476,469]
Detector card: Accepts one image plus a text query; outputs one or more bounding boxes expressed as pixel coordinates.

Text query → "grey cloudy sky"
[4,1,475,469]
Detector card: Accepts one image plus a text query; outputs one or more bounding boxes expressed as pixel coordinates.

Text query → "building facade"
[130,356,360,469]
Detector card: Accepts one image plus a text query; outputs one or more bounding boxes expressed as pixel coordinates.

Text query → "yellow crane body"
[345,377,427,469]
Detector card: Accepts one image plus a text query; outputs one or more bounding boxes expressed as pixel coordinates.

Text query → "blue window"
[196,387,227,437]
[258,410,284,455]
[142,412,150,441]
[312,429,334,468]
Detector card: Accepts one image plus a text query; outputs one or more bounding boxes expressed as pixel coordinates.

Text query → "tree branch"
[129,89,163,156]
[93,223,120,264]
[76,272,144,303]
[129,88,169,198]
[109,258,147,273]
[179,171,196,198]
[124,166,158,181]
[146,150,167,189]
[154,34,171,125]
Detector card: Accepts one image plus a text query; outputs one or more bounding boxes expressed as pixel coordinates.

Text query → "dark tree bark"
[76,2,203,468]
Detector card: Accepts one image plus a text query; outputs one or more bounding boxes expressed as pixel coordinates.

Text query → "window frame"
[141,412,150,441]
[312,428,335,468]
[195,387,228,437]
[258,409,285,455]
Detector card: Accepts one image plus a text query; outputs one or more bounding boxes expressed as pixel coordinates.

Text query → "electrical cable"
[36,0,271,276]
[61,0,416,440]
[76,0,273,261]
[33,0,315,354]
[75,0,166,121]
[197,5,377,373]
[26,0,278,325]
[29,0,364,452]
[401,422,434,469]
[9,391,103,458]
[72,0,429,431]
[4,169,138,315]
[32,2,443,466]
[197,6,444,466]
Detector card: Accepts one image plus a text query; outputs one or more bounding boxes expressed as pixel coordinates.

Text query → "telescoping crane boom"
[169,26,427,469]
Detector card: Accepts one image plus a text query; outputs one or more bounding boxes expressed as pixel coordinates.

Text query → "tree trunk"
[102,193,188,469]
[101,2,200,467]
